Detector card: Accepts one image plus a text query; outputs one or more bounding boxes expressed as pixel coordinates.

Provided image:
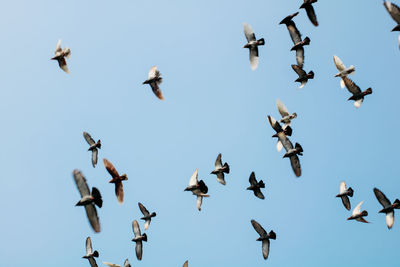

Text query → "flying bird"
[276,99,297,129]
[138,202,156,230]
[131,220,147,261]
[82,237,99,267]
[73,170,102,233]
[251,219,276,260]
[384,1,400,31]
[103,259,131,267]
[103,158,128,204]
[300,0,319,26]
[333,55,355,89]
[342,76,372,108]
[143,66,164,100]
[184,169,209,211]
[335,181,354,211]
[268,116,302,177]
[246,172,265,200]
[291,64,314,88]
[83,132,101,168]
[347,201,369,223]
[210,153,230,185]
[243,23,265,70]
[51,39,71,73]
[183,260,188,267]
[373,188,400,229]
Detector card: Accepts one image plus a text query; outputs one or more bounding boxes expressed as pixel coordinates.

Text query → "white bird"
[184,169,209,211]
[51,39,71,73]
[333,55,355,89]
[347,201,369,223]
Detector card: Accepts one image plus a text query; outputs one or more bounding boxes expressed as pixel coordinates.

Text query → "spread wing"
[136,241,143,261]
[291,64,306,77]
[215,153,222,169]
[124,259,131,267]
[353,201,363,216]
[148,66,159,80]
[342,76,361,95]
[384,1,400,24]
[289,154,302,177]
[251,219,267,237]
[55,39,62,54]
[254,189,265,200]
[138,202,150,216]
[189,169,199,186]
[88,258,98,267]
[267,115,283,133]
[249,46,259,70]
[73,169,90,198]
[339,181,347,194]
[103,262,120,267]
[305,5,319,26]
[86,237,93,255]
[115,181,124,204]
[249,172,257,186]
[341,196,351,211]
[333,55,346,72]
[57,57,69,73]
[150,82,164,100]
[132,220,141,237]
[287,22,302,44]
[261,239,270,260]
[103,158,120,178]
[85,204,101,233]
[296,47,304,68]
[216,172,226,185]
[83,132,95,146]
[276,99,289,117]
[183,260,189,267]
[196,196,203,211]
[373,188,391,208]
[91,149,98,168]
[243,23,256,42]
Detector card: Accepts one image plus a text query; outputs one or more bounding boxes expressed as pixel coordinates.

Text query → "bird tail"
[223,162,230,174]
[347,187,354,197]
[64,47,71,58]
[361,210,368,217]
[258,180,265,188]
[295,143,303,153]
[307,71,314,79]
[92,187,103,208]
[303,37,310,46]
[268,230,276,240]
[284,126,293,136]
[96,140,101,149]
[394,199,400,208]
[142,233,148,242]
[93,250,99,258]
[257,38,265,46]
[364,88,372,95]
[151,212,157,217]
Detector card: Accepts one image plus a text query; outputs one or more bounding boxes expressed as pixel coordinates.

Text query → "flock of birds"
[49,1,400,266]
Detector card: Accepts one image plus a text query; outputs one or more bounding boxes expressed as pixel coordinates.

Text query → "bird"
[83,132,101,168]
[268,116,302,177]
[373,188,400,229]
[347,201,369,223]
[103,259,131,267]
[384,1,400,31]
[183,260,188,267]
[342,76,372,108]
[82,237,99,267]
[138,202,156,230]
[291,64,314,88]
[51,39,71,73]
[243,23,265,70]
[131,220,147,261]
[335,181,354,211]
[333,55,355,89]
[103,158,128,204]
[250,219,276,260]
[246,172,265,199]
[184,168,209,211]
[73,170,102,233]
[210,153,230,185]
[143,66,164,100]
[300,0,319,27]
[276,99,297,129]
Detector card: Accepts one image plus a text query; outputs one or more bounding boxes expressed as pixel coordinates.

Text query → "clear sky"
[1,0,400,266]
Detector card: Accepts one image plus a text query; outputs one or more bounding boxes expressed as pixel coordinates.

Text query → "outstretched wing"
[91,149,98,168]
[124,259,131,267]
[57,58,69,73]
[373,188,391,208]
[295,47,304,68]
[55,39,62,53]
[73,169,90,198]
[243,23,256,42]
[287,21,302,45]
[333,55,346,72]
[138,202,150,216]
[150,81,164,100]
[148,66,160,80]
[103,158,120,178]
[267,115,283,134]
[261,239,270,260]
[215,153,222,169]
[341,196,351,211]
[86,237,93,255]
[85,204,101,233]
[384,1,400,24]
[189,169,199,186]
[289,154,302,177]
[83,132,96,146]
[276,99,289,117]
[339,181,347,194]
[183,260,189,267]
[196,196,203,211]
[291,64,306,77]
[103,262,120,267]
[342,76,361,95]
[305,5,319,26]
[88,258,98,267]
[251,219,267,237]
[249,172,257,186]
[132,220,141,237]
[136,241,143,261]
[353,201,363,216]
[115,181,124,204]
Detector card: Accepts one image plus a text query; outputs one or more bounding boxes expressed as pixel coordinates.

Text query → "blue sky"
[1,0,400,266]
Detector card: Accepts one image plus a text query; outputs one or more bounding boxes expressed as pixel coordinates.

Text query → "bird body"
[138,202,157,230]
[333,56,355,89]
[342,76,372,108]
[251,220,276,260]
[292,64,314,88]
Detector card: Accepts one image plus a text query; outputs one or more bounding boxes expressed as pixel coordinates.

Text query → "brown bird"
[342,76,372,108]
[300,0,319,27]
[51,39,71,73]
[103,158,128,204]
[143,66,164,100]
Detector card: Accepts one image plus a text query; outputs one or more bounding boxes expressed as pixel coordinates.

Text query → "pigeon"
[143,66,164,100]
[251,219,276,260]
[333,55,355,89]
[384,1,400,31]
[103,259,131,267]
[268,116,302,177]
[73,170,102,233]
[183,260,188,267]
[243,23,265,70]
[342,76,372,108]
[184,169,209,211]
[336,181,354,211]
[83,132,101,168]
[276,99,297,129]
[373,188,400,229]
[347,201,369,223]
[51,39,71,73]
[138,202,156,230]
[103,158,128,204]
[131,220,147,261]
[246,172,265,199]
[210,153,230,185]
[291,64,314,88]
[82,237,99,267]
[300,0,319,26]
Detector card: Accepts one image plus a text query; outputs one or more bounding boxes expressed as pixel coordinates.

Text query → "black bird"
[83,132,101,168]
[243,23,265,70]
[336,181,354,211]
[131,220,147,261]
[342,76,372,108]
[251,219,276,260]
[82,237,99,267]
[210,153,230,185]
[291,64,314,88]
[300,0,319,26]
[247,172,265,199]
[373,188,400,229]
[138,202,156,230]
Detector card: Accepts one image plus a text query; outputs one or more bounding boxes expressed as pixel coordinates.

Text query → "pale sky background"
[1,0,400,266]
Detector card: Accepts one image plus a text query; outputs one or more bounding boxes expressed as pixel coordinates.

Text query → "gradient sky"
[1,0,400,266]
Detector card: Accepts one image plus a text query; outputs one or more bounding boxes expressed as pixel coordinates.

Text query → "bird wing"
[86,237,93,255]
[386,211,395,229]
[291,64,306,77]
[150,81,164,100]
[342,76,361,95]
[339,181,347,194]
[73,169,90,198]
[83,132,96,146]
[215,153,222,169]
[353,201,363,216]
[384,1,400,24]
[196,196,203,211]
[305,5,319,26]
[85,204,101,233]
[356,217,369,223]
[243,23,256,42]
[183,260,189,267]
[136,241,143,261]
[341,196,351,211]
[138,202,150,216]
[216,172,226,185]
[276,99,289,117]
[147,66,159,80]
[249,172,257,186]
[289,154,302,177]
[189,169,199,186]
[132,220,141,237]
[251,219,267,237]
[373,188,391,208]
[124,259,131,267]
[115,181,124,204]
[262,239,270,260]
[296,47,304,68]
[287,22,302,44]
[103,158,120,178]
[144,219,151,230]
[254,189,265,200]
[103,262,120,267]
[55,39,62,53]
[88,258,98,267]
[57,57,69,73]
[333,55,346,72]
[249,46,259,70]
[267,115,283,134]
[92,149,98,168]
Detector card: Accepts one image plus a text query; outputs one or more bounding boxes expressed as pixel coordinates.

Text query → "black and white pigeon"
[246,172,265,200]
[347,201,369,223]
[73,170,102,233]
[103,259,131,267]
[243,23,265,70]
[276,99,297,130]
[210,153,230,185]
[251,219,276,260]
[342,76,372,108]
[143,66,164,100]
[373,188,400,229]
[184,169,209,211]
[82,237,99,267]
[300,0,319,26]
[333,55,355,89]
[291,64,314,88]
[131,220,147,261]
[335,181,354,211]
[138,202,156,230]
[83,132,101,168]
[51,39,71,73]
